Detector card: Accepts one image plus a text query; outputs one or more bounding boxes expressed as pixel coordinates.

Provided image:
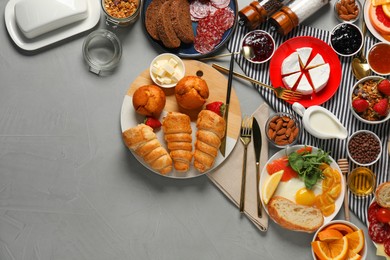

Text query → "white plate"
[4,0,100,51]
[363,0,390,43]
[259,145,345,231]
[120,97,237,179]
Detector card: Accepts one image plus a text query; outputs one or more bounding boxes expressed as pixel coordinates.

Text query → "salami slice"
[212,7,235,31]
[385,238,390,257]
[210,0,230,9]
[190,0,210,20]
[368,201,381,224]
[369,221,390,243]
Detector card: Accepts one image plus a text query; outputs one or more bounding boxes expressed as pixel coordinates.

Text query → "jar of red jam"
[368,42,390,76]
[240,30,275,63]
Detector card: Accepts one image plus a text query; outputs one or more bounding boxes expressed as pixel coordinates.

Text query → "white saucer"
[4,0,101,51]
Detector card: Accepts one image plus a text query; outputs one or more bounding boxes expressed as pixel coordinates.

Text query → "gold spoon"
[337,158,350,221]
[351,18,372,80]
[200,46,255,61]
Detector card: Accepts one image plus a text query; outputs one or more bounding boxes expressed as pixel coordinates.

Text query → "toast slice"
[268,196,324,233]
[156,0,181,48]
[376,182,390,208]
[145,0,166,40]
[171,0,194,44]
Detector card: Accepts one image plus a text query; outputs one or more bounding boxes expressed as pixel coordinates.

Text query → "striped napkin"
[226,23,390,225]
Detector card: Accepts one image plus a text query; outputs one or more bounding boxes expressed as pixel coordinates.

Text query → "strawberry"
[378,79,390,96]
[373,98,389,116]
[144,117,162,129]
[352,98,369,113]
[206,101,225,116]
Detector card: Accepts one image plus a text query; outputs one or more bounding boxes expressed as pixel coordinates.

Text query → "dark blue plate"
[141,0,238,58]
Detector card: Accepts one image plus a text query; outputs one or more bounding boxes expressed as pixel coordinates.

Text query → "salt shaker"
[269,0,331,35]
[238,0,292,30]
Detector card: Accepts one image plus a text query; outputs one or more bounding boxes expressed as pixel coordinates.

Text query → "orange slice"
[328,236,349,260]
[346,229,365,254]
[324,224,354,235]
[317,229,344,242]
[383,3,390,18]
[328,183,342,200]
[372,0,390,7]
[321,203,336,217]
[346,249,362,260]
[312,240,332,260]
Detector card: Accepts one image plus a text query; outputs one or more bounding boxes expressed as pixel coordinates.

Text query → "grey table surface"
[0,0,377,259]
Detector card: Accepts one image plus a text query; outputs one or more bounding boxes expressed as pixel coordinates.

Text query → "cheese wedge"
[308,63,330,93]
[296,47,312,68]
[306,53,325,69]
[282,71,301,89]
[377,244,390,259]
[281,52,301,75]
[296,74,313,95]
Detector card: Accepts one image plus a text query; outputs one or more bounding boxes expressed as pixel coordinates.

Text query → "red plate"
[269,36,342,107]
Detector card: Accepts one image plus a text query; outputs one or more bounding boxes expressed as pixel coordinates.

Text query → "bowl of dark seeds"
[347,130,382,166]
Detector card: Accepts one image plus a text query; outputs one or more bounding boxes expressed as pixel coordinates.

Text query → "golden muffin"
[175,76,209,110]
[132,85,166,117]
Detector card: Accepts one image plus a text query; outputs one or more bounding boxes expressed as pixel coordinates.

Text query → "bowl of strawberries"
[350,76,390,124]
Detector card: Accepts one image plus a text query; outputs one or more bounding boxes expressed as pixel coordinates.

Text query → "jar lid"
[82,29,122,75]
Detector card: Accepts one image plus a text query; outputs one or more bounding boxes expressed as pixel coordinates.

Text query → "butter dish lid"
[14,0,88,39]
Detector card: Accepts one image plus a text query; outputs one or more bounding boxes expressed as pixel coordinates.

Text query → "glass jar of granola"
[102,0,141,27]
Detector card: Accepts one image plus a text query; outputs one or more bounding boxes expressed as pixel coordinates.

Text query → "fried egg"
[274,177,322,206]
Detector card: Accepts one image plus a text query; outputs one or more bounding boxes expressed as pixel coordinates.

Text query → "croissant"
[162,112,193,172]
[122,124,172,174]
[194,110,226,173]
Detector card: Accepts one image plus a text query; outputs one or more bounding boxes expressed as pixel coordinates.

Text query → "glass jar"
[269,0,330,35]
[101,0,141,27]
[238,0,292,30]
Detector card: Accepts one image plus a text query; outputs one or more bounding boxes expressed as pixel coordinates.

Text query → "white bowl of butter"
[150,53,185,88]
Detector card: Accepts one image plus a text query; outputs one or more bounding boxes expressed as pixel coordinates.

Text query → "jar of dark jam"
[241,30,275,63]
[330,23,363,56]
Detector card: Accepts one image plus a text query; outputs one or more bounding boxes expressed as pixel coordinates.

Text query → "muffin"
[132,85,166,117]
[175,76,209,110]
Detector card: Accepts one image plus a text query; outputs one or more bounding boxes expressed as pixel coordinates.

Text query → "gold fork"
[337,158,350,221]
[239,116,253,213]
[212,63,303,102]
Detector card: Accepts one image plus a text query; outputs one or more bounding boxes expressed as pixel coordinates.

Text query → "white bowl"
[330,23,363,57]
[347,130,382,167]
[367,42,390,76]
[149,53,185,88]
[334,0,362,24]
[240,30,275,64]
[311,220,367,260]
[350,75,390,124]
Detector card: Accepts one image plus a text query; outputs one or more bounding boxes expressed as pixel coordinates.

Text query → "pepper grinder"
[238,0,292,30]
[269,0,331,36]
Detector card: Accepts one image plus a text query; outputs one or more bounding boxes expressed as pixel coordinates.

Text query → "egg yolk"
[295,188,316,206]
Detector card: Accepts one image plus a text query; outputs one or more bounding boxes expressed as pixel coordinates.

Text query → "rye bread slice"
[145,0,166,41]
[157,1,181,48]
[171,0,194,44]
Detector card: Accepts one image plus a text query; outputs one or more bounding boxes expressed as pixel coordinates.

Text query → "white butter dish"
[14,0,88,39]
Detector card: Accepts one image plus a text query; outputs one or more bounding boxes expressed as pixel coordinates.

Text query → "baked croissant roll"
[194,110,226,173]
[162,112,193,172]
[122,124,173,175]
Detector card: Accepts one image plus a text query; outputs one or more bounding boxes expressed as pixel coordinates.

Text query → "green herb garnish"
[288,148,332,189]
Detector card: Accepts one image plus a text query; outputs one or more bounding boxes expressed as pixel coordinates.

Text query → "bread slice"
[376,182,390,208]
[268,196,324,233]
[156,1,181,49]
[145,0,166,40]
[171,0,194,44]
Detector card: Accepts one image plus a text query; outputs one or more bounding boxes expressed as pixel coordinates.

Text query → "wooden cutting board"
[127,59,241,140]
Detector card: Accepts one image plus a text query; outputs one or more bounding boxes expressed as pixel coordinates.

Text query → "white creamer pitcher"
[292,102,348,139]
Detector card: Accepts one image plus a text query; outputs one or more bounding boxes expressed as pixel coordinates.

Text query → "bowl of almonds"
[334,0,361,23]
[265,112,300,148]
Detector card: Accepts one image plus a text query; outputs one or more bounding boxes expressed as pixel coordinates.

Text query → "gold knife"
[219,53,234,157]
